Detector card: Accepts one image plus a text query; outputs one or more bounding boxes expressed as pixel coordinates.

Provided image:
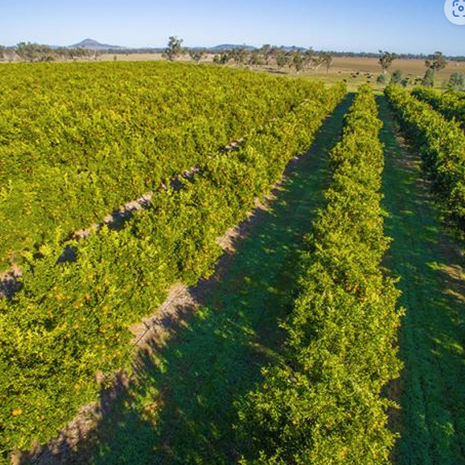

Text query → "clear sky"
[1,0,463,55]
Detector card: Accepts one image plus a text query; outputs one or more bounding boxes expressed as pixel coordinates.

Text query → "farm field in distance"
[1,43,465,465]
[96,54,465,90]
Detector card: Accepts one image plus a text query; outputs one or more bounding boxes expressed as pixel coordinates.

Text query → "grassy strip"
[237,86,403,465]
[0,83,346,460]
[385,85,465,227]
[411,86,465,129]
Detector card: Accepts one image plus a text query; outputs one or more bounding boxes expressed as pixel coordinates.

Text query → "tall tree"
[259,44,273,65]
[163,36,184,61]
[248,49,264,67]
[15,42,55,62]
[189,49,204,64]
[320,52,333,73]
[422,68,435,87]
[291,51,305,74]
[274,48,289,69]
[230,47,248,66]
[378,50,397,74]
[304,48,314,67]
[425,51,447,74]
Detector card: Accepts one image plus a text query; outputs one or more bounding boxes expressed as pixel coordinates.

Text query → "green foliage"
[291,51,305,73]
[275,49,289,69]
[15,42,56,62]
[448,72,465,91]
[248,50,265,67]
[230,47,249,66]
[188,49,205,63]
[412,86,465,128]
[163,36,184,61]
[378,95,465,465]
[318,52,333,73]
[0,79,347,460]
[425,51,447,73]
[0,61,324,272]
[387,84,465,226]
[377,73,388,85]
[390,69,403,85]
[422,68,435,87]
[236,86,403,464]
[378,50,397,73]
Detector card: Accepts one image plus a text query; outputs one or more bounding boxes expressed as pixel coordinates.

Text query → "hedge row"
[411,86,465,128]
[237,86,403,465]
[386,85,465,226]
[0,83,347,461]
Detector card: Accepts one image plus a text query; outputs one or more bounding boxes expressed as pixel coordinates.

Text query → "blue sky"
[1,0,463,55]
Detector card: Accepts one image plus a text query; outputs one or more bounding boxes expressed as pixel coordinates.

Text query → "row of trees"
[379,50,447,74]
[0,42,98,62]
[164,38,451,79]
[376,68,462,90]
[163,36,334,72]
[213,48,334,73]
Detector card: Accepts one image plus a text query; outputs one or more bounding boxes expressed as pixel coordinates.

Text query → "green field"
[0,62,464,465]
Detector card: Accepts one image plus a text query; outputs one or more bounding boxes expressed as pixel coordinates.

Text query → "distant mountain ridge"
[210,44,257,51]
[71,38,125,50]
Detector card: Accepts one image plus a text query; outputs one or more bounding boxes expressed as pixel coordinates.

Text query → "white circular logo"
[445,0,465,25]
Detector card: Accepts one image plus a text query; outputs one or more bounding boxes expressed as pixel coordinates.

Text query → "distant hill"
[70,38,125,50]
[281,46,307,52]
[210,44,257,52]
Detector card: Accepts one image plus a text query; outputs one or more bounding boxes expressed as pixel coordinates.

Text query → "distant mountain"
[210,44,257,52]
[208,44,309,53]
[70,38,125,50]
[281,46,307,52]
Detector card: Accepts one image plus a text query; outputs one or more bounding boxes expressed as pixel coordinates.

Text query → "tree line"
[163,36,334,73]
[162,38,461,87]
[0,42,98,62]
